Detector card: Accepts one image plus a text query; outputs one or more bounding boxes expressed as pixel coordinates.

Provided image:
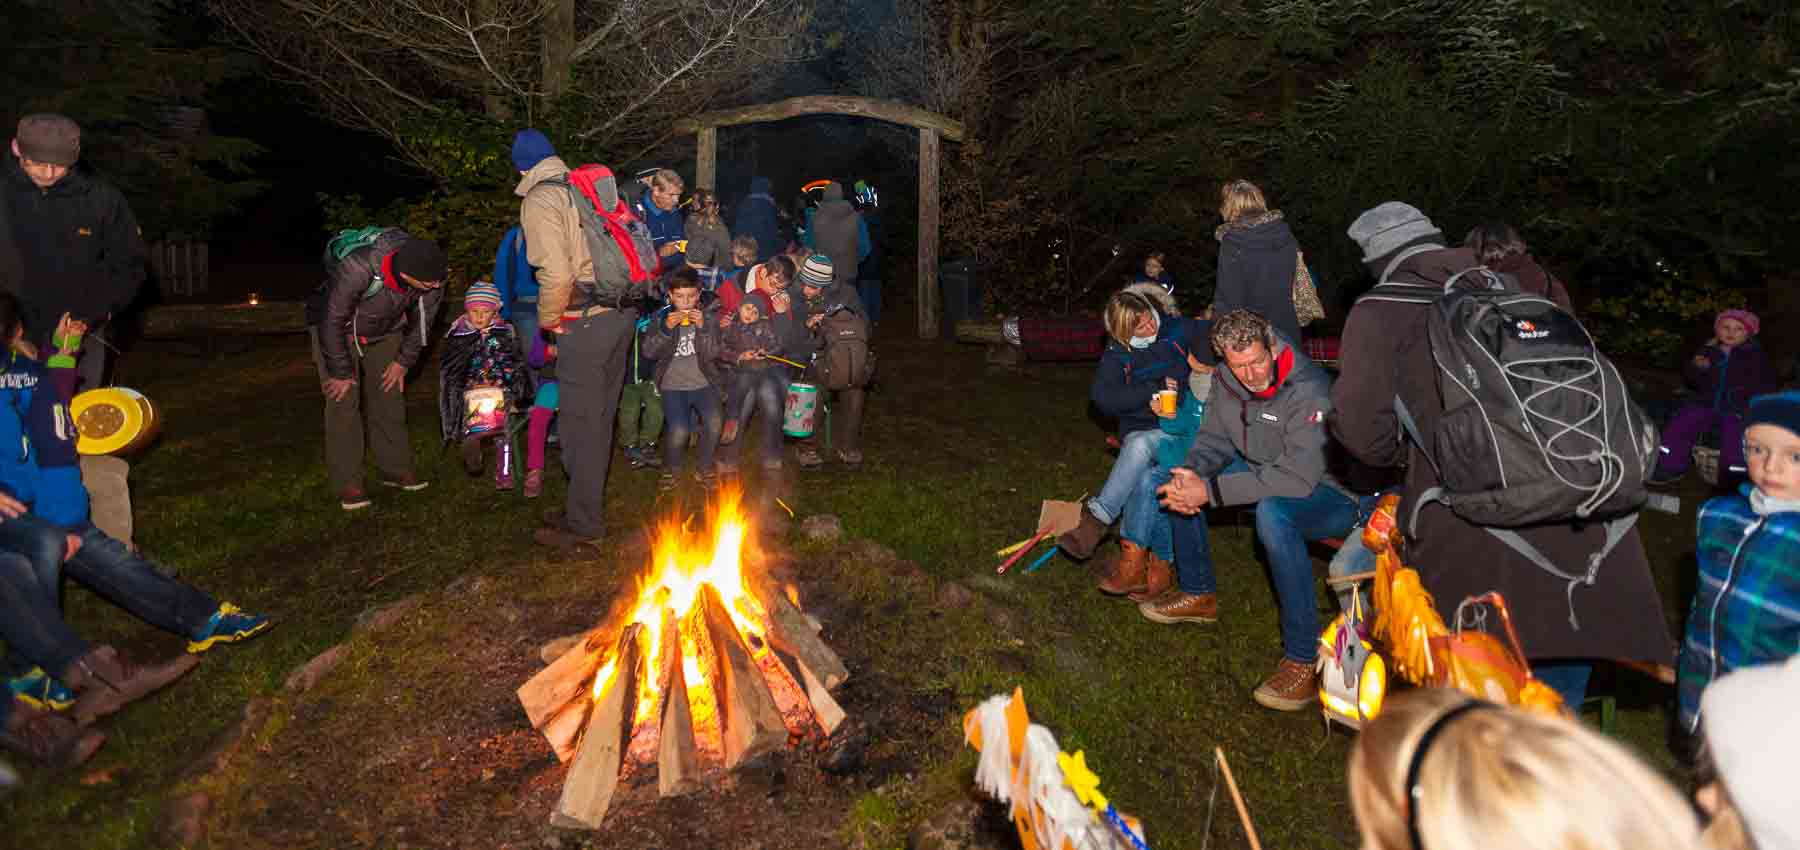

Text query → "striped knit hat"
[799,254,834,288]
[464,281,502,310]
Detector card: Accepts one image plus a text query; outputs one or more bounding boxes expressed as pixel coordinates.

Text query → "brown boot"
[1,699,104,768]
[1138,590,1219,624]
[1253,657,1320,712]
[63,645,201,726]
[1129,554,1173,603]
[1097,541,1149,596]
[1058,507,1109,560]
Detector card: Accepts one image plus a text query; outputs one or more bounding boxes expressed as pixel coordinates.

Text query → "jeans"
[1122,465,1175,562]
[63,524,219,640]
[1327,494,1387,615]
[1533,660,1593,708]
[661,386,723,474]
[1088,429,1171,525]
[720,369,786,466]
[0,549,89,678]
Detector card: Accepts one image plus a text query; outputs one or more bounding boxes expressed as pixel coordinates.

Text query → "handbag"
[1292,250,1326,326]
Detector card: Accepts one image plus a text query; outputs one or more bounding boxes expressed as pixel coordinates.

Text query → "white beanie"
[1346,201,1443,262]
[1701,654,1800,850]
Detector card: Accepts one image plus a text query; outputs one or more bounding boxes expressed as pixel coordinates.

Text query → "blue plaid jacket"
[1677,485,1800,731]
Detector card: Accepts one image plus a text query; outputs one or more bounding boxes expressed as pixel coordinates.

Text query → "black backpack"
[812,305,874,390]
[1360,248,1659,621]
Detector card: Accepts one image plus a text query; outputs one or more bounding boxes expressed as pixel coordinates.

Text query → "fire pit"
[517,487,849,829]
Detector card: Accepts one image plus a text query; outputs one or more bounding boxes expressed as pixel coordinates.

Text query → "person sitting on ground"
[1676,390,1800,736]
[521,331,558,500]
[718,292,789,473]
[640,269,725,491]
[1652,309,1775,486]
[1112,316,1215,603]
[1058,284,1194,561]
[1153,309,1370,711]
[1211,179,1305,344]
[684,188,733,293]
[1131,251,1174,295]
[438,281,533,491]
[1332,201,1673,708]
[1349,690,1699,850]
[1463,222,1574,309]
[793,254,873,472]
[306,228,448,510]
[1693,655,1800,850]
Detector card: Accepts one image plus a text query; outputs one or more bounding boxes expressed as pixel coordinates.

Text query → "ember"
[517,484,849,830]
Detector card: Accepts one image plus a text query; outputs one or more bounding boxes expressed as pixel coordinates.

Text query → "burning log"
[656,653,702,797]
[747,576,849,690]
[699,585,788,768]
[550,624,643,830]
[519,626,612,761]
[792,654,847,736]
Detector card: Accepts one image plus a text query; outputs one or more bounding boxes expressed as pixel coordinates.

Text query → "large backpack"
[540,165,656,308]
[812,305,874,390]
[1360,247,1659,619]
[320,226,398,300]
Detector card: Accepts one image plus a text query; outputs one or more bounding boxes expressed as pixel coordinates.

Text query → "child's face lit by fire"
[738,302,762,325]
[1745,423,1800,501]
[466,304,497,330]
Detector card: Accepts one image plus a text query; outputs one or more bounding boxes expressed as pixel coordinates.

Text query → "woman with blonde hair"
[684,188,733,292]
[1213,179,1305,343]
[1349,690,1699,850]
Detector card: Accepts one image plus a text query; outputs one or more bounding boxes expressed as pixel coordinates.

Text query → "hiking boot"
[797,445,824,471]
[1097,541,1150,596]
[523,469,544,499]
[624,444,646,469]
[720,419,740,445]
[1058,507,1109,560]
[187,603,273,654]
[461,439,484,476]
[63,646,201,726]
[339,487,372,511]
[1,699,104,768]
[7,667,75,712]
[836,449,864,470]
[1253,657,1319,712]
[380,474,429,492]
[659,472,677,492]
[642,443,664,468]
[1138,591,1219,625]
[1130,553,1174,603]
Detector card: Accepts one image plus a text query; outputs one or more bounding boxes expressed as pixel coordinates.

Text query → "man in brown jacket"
[1330,202,1673,707]
[513,129,640,551]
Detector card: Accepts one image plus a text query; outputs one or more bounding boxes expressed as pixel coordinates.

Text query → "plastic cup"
[1154,390,1177,416]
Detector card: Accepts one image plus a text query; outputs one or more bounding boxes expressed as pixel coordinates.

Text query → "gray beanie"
[1346,202,1442,262]
[1701,654,1800,850]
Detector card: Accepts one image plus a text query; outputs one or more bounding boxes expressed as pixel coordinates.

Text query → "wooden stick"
[791,653,847,736]
[699,586,788,768]
[519,626,608,731]
[1214,747,1262,850]
[1325,570,1377,588]
[996,530,1051,574]
[657,651,702,797]
[746,576,848,690]
[550,624,643,830]
[761,353,807,369]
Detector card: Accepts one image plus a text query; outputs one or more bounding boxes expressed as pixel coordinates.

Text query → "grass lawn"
[1,327,1699,849]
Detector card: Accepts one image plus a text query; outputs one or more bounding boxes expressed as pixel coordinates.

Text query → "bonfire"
[517,486,848,829]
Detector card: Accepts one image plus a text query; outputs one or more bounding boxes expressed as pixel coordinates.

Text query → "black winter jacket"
[1213,212,1302,343]
[640,305,725,387]
[306,228,446,379]
[3,158,146,342]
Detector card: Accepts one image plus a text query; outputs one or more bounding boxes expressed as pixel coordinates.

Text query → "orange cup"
[1154,390,1176,416]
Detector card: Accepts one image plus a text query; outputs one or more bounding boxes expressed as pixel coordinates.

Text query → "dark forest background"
[4,0,1797,362]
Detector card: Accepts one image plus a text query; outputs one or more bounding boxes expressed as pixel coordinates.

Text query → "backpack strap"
[1481,514,1635,631]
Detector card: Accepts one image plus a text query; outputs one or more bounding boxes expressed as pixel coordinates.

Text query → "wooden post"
[696,126,717,191]
[918,127,942,340]
[550,624,643,830]
[698,586,786,768]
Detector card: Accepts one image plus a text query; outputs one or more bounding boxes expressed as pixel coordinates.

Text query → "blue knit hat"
[799,254,834,288]
[511,129,555,172]
[1747,390,1800,438]
[463,281,502,310]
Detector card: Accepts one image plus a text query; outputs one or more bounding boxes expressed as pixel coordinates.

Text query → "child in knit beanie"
[439,281,532,489]
[1650,308,1776,486]
[1695,654,1800,850]
[1675,390,1800,735]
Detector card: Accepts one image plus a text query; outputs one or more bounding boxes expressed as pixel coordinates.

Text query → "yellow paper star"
[1058,750,1108,811]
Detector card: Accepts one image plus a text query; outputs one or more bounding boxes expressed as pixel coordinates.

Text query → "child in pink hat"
[1649,309,1776,486]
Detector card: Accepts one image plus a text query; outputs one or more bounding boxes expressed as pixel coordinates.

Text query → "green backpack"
[325,227,395,299]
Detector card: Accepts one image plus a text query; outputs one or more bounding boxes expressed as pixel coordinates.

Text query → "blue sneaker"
[187,603,272,653]
[7,667,75,712]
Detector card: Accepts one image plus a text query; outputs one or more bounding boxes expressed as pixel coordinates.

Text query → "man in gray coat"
[1154,309,1371,712]
[806,182,867,288]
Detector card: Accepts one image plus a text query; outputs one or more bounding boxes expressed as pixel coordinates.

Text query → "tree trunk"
[542,0,575,101]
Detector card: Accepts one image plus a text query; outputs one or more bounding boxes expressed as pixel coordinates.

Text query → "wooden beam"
[954,321,1004,345]
[656,653,701,797]
[695,126,717,191]
[699,586,786,769]
[550,624,643,830]
[674,95,966,142]
[918,127,942,340]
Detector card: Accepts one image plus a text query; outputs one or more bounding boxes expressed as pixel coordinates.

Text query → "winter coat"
[685,215,732,272]
[3,158,146,343]
[492,225,538,320]
[1213,210,1301,343]
[1182,334,1343,506]
[734,177,783,261]
[640,305,725,387]
[1683,338,1774,418]
[0,193,21,297]
[634,193,686,273]
[437,317,533,442]
[1330,244,1674,664]
[797,279,867,352]
[720,315,785,373]
[0,349,86,528]
[306,228,446,381]
[1490,252,1573,312]
[1676,485,1800,732]
[1089,284,1197,436]
[517,157,588,326]
[807,183,867,288]
[858,209,884,282]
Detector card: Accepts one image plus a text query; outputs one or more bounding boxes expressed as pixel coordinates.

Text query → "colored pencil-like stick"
[997,530,1050,574]
[1023,547,1058,573]
[762,353,807,369]
[995,535,1038,557]
[1215,748,1262,850]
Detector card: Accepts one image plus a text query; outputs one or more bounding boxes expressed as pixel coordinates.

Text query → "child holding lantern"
[437,281,533,490]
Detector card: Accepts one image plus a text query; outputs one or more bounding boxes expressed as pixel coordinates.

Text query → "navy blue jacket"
[733,176,783,261]
[1090,312,1198,436]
